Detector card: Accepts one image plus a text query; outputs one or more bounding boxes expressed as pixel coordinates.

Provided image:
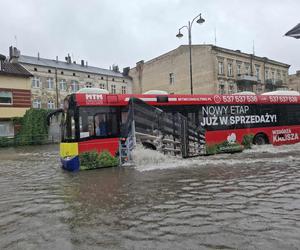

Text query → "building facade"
[129,45,290,95]
[288,70,300,91]
[9,47,132,109]
[0,55,32,137]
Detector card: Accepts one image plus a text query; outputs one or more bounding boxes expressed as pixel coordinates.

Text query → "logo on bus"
[213,95,221,103]
[227,133,237,144]
[272,129,299,143]
[86,94,103,101]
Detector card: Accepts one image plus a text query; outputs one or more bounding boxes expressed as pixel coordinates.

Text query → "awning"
[285,23,300,39]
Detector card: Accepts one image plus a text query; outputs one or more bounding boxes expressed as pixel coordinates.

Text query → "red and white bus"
[56,90,300,171]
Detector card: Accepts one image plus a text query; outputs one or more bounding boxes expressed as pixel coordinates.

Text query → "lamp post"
[176,14,205,95]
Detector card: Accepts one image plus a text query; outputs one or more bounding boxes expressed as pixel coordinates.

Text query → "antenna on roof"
[214,27,217,45]
[252,40,255,55]
[14,35,17,48]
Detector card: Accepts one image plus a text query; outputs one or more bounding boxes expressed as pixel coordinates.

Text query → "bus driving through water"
[49,89,300,171]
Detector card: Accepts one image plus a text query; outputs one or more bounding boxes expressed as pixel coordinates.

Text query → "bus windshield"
[62,106,119,142]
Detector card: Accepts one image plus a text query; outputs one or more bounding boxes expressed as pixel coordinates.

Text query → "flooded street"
[0,144,300,250]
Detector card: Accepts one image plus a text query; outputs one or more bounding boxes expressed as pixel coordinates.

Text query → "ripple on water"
[1,144,300,249]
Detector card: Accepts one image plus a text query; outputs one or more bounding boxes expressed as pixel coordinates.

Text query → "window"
[73,73,76,76]
[61,71,64,75]
[112,78,115,82]
[0,91,12,104]
[111,85,116,94]
[47,100,55,109]
[33,99,41,109]
[0,121,14,137]
[228,83,235,94]
[48,69,51,73]
[122,79,125,83]
[32,76,40,88]
[245,64,250,75]
[121,86,126,94]
[219,84,225,94]
[283,72,286,83]
[59,79,67,91]
[47,77,54,89]
[101,77,104,80]
[78,107,119,139]
[99,83,106,89]
[218,61,224,75]
[169,73,175,85]
[71,80,79,92]
[265,69,269,79]
[237,64,241,75]
[256,66,260,80]
[227,63,233,77]
[88,75,90,78]
[85,82,93,88]
[34,68,37,71]
[277,71,281,80]
[271,71,275,83]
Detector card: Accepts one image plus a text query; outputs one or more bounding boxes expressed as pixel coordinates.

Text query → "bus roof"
[73,93,300,107]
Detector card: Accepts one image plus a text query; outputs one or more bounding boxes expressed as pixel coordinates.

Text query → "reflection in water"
[0,144,300,249]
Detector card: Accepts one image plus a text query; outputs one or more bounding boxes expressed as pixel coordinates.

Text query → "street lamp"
[176,14,205,95]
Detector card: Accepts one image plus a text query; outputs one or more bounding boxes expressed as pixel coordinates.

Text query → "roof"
[0,62,32,77]
[131,44,290,69]
[18,55,124,78]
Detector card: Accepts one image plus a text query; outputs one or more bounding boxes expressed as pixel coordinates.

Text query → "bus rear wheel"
[253,134,268,145]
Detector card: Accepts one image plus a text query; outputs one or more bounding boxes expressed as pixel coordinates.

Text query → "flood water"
[0,144,300,250]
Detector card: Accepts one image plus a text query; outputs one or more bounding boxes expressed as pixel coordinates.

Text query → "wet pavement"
[0,144,300,249]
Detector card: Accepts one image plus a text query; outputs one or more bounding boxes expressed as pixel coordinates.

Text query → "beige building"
[288,70,300,91]
[130,45,290,95]
[0,55,32,137]
[8,47,132,109]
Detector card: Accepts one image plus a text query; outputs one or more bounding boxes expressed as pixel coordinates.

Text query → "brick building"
[289,70,300,91]
[0,55,32,137]
[8,47,132,109]
[129,45,290,95]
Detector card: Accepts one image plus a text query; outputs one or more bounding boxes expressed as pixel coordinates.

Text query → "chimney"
[85,61,88,67]
[81,60,84,66]
[56,56,58,63]
[38,52,40,60]
[122,67,130,76]
[65,54,71,64]
[0,54,6,71]
[9,46,20,62]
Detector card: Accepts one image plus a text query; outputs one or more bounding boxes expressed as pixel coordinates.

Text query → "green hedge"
[79,151,119,170]
[0,108,50,147]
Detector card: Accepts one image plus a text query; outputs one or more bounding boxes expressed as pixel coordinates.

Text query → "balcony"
[237,74,258,82]
[236,74,258,92]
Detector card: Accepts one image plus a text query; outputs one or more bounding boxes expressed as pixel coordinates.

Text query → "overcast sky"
[0,0,299,73]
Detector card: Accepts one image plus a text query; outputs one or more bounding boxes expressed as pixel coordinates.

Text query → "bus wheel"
[253,134,268,145]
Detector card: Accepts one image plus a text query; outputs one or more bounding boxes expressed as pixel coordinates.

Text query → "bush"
[242,134,254,149]
[0,137,14,147]
[15,108,49,145]
[79,150,119,170]
[79,151,100,170]
[206,141,244,155]
[98,151,119,168]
